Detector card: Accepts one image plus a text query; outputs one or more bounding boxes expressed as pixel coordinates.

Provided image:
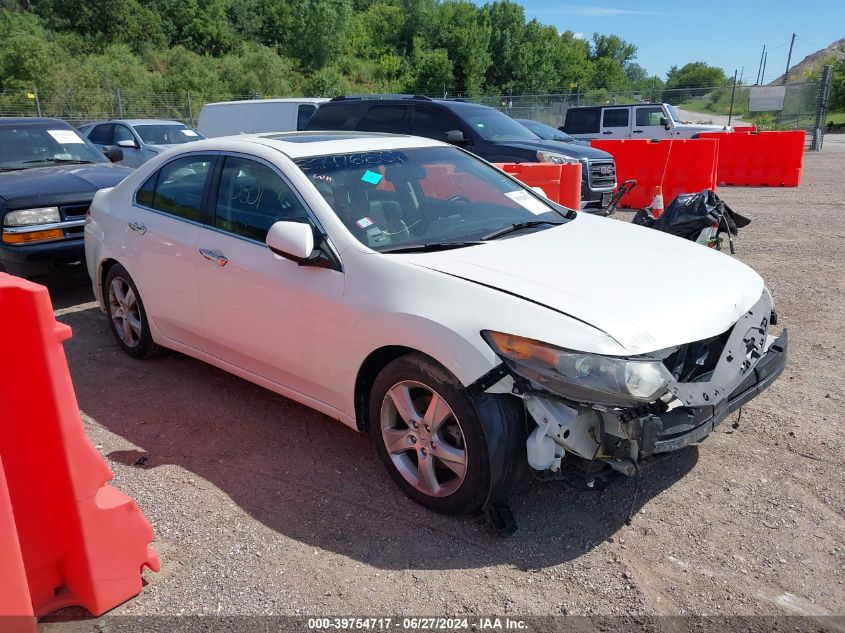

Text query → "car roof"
[203,98,328,107]
[323,96,492,112]
[83,119,189,127]
[0,117,69,125]
[168,131,445,159]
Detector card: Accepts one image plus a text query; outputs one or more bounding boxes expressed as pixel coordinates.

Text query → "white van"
[197,98,328,137]
[561,103,731,140]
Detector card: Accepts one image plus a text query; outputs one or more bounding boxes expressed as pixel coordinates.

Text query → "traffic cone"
[650,185,664,219]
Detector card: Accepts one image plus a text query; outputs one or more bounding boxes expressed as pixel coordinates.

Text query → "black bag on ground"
[632,189,750,241]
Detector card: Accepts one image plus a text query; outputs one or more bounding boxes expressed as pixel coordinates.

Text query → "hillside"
[772,36,845,84]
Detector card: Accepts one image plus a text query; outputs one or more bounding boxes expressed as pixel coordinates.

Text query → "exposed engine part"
[523,395,601,470]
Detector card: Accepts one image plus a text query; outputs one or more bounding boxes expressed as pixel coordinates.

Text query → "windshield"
[462,108,540,142]
[295,146,569,253]
[519,119,572,142]
[667,105,681,122]
[0,122,107,170]
[134,124,203,145]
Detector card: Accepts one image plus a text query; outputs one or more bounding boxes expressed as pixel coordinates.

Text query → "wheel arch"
[353,345,417,432]
[97,257,121,308]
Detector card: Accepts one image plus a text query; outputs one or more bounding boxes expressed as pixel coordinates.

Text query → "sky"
[515,0,845,83]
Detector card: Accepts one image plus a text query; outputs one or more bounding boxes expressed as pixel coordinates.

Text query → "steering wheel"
[446,195,472,205]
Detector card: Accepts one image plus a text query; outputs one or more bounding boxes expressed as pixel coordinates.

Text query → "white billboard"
[749,86,787,112]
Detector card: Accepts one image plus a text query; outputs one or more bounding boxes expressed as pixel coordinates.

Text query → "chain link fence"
[0,78,829,148]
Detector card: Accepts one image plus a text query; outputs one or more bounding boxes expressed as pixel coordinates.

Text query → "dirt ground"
[35,138,844,629]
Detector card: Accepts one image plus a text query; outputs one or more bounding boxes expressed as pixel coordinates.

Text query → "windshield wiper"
[22,158,96,165]
[482,220,563,241]
[380,241,485,254]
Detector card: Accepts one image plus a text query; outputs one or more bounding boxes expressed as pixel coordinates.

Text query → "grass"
[827,112,845,125]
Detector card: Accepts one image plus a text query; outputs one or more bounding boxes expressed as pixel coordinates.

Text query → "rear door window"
[357,106,411,134]
[565,109,599,134]
[602,108,630,128]
[144,155,215,221]
[411,106,464,142]
[89,124,113,144]
[297,104,318,131]
[305,103,359,130]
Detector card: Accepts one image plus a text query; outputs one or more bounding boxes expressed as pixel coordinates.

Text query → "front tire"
[104,264,161,359]
[369,353,492,515]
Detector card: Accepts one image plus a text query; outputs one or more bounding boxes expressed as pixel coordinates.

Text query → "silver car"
[78,119,204,168]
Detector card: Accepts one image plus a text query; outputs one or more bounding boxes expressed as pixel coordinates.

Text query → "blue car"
[79,119,205,168]
[0,118,132,277]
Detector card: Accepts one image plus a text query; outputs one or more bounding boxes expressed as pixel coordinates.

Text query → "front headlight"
[536,151,574,164]
[4,207,61,227]
[483,331,672,406]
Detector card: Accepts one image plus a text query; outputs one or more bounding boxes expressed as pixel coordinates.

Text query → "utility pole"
[728,69,738,126]
[761,51,768,84]
[756,45,766,85]
[782,33,796,85]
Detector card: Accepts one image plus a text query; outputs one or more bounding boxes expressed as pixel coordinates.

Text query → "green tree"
[829,57,845,112]
[591,33,637,66]
[375,53,402,91]
[589,56,626,91]
[551,31,593,91]
[484,0,527,91]
[289,0,354,70]
[305,66,349,97]
[433,1,490,96]
[151,0,233,55]
[362,3,405,55]
[665,61,726,89]
[408,46,453,95]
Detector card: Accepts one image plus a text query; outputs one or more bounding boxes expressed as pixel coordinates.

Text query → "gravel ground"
[36,139,844,629]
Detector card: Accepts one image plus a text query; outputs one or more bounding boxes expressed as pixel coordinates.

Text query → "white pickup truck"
[561,103,731,140]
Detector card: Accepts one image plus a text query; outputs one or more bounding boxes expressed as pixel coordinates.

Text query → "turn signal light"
[2,229,64,244]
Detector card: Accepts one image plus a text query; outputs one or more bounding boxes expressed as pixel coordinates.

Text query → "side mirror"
[101,146,124,163]
[659,116,671,131]
[116,139,139,149]
[266,221,314,263]
[446,130,467,145]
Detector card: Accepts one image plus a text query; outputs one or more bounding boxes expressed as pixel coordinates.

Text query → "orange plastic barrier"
[591,139,719,209]
[698,130,804,187]
[494,162,583,209]
[0,273,159,620]
[0,456,36,633]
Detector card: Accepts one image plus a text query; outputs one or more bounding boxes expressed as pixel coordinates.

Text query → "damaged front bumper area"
[515,293,788,481]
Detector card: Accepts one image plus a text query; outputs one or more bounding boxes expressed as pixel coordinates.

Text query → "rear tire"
[104,264,161,359]
[369,353,493,515]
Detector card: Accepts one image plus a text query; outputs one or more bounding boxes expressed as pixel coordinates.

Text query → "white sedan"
[85,132,787,530]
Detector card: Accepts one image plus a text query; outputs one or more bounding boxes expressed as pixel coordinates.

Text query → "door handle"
[632,130,643,134]
[602,131,613,134]
[128,221,146,234]
[199,248,228,267]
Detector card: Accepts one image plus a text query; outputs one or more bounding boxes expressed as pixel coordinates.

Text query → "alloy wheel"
[108,276,143,348]
[380,380,468,498]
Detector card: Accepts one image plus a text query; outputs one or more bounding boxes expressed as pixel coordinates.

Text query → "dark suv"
[305,96,617,210]
[0,118,131,277]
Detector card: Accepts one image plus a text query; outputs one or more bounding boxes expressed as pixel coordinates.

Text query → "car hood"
[397,213,764,354]
[676,122,731,131]
[0,163,132,205]
[499,139,614,161]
